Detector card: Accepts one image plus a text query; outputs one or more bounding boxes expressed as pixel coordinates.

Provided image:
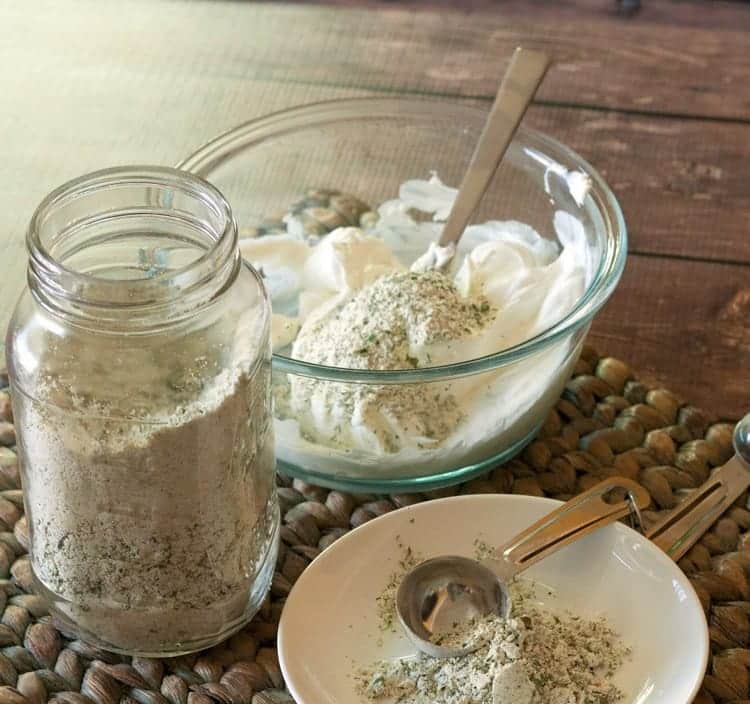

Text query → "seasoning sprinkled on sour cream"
[241,173,593,478]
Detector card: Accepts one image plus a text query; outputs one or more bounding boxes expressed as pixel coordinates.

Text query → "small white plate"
[278,494,708,704]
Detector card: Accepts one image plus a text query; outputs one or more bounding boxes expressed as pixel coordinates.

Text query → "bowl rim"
[179,96,628,383]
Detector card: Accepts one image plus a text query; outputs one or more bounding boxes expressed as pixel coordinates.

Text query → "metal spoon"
[411,47,550,272]
[396,476,650,658]
[397,414,750,658]
[647,412,750,560]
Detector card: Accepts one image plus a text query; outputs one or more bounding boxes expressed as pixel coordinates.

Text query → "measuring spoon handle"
[646,456,749,561]
[648,413,750,561]
[488,477,650,580]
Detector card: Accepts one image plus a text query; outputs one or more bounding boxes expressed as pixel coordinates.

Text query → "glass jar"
[5,167,278,656]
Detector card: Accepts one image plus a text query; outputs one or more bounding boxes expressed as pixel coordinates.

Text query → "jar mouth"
[27,166,239,325]
[180,97,628,382]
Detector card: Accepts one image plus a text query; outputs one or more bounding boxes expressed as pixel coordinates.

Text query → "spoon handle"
[647,413,750,561]
[489,477,650,579]
[438,47,550,248]
[646,456,749,561]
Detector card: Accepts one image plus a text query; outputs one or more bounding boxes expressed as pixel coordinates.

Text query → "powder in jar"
[15,356,277,654]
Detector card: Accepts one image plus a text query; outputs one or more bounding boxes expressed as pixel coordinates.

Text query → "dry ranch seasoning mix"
[6,167,279,656]
[359,565,629,704]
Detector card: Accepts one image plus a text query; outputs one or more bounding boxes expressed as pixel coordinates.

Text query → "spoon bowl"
[735,414,750,463]
[396,555,507,658]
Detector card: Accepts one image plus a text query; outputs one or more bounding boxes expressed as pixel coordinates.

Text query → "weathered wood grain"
[3,6,748,272]
[589,254,750,420]
[524,106,750,265]
[1,0,748,417]
[217,1,749,120]
[298,0,750,32]
[3,0,750,123]
[2,1,748,261]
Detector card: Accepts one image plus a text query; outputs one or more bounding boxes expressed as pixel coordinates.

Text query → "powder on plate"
[356,583,629,704]
[375,537,423,634]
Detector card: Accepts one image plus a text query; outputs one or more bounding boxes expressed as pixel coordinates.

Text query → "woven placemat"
[0,346,743,704]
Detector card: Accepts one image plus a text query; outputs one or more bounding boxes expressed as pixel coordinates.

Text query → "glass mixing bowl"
[179,97,627,492]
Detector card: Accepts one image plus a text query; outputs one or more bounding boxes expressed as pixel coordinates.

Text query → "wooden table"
[1,0,748,418]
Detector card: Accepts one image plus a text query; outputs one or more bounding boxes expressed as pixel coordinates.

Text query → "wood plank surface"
[1,0,748,419]
[297,0,750,31]
[3,0,750,122]
[524,106,750,264]
[240,1,750,120]
[197,0,742,121]
[590,254,749,420]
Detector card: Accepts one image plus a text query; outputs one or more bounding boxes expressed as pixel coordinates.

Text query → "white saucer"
[278,494,708,704]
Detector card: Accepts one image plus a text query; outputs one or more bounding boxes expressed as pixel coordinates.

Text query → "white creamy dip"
[240,174,592,478]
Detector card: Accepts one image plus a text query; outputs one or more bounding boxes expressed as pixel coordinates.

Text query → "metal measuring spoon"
[410,47,550,273]
[647,413,750,560]
[397,414,750,658]
[396,476,649,658]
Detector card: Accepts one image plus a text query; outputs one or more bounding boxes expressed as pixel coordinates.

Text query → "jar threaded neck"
[26,166,240,328]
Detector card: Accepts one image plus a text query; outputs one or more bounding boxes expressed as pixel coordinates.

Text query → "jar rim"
[26,166,241,325]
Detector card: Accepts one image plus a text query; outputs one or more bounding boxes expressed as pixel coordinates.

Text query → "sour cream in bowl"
[180,98,627,492]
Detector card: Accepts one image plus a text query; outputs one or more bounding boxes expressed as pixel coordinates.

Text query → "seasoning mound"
[357,583,629,704]
[285,269,495,453]
[293,269,495,370]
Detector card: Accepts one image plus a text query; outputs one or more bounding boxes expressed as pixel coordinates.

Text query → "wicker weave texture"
[0,346,744,704]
